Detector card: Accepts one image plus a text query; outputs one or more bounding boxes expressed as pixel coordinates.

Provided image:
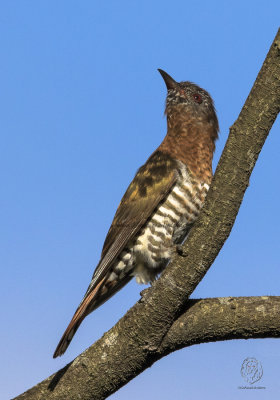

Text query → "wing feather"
[53,150,178,357]
[86,150,178,292]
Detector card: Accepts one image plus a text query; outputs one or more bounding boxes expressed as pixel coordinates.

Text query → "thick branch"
[14,29,280,400]
[15,296,280,400]
[159,296,280,355]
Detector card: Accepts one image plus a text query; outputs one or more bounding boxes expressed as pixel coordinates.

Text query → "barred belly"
[109,163,210,285]
[132,162,209,284]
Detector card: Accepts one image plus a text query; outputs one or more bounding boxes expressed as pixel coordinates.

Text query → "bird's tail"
[53,278,105,358]
[53,273,133,358]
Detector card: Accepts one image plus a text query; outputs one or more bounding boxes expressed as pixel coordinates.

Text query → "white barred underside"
[110,161,210,285]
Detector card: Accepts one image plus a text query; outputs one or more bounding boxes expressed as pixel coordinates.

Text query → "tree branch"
[159,296,280,355]
[14,29,280,400]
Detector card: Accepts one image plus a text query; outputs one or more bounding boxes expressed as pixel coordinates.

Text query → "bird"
[53,69,219,358]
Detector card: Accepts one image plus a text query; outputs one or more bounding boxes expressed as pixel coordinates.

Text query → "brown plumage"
[53,69,219,358]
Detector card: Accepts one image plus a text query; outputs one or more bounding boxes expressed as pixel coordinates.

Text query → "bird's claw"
[176,244,187,257]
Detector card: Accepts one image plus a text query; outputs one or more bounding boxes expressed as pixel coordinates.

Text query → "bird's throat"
[159,114,216,183]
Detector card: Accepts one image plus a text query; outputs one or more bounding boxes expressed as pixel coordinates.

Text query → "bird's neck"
[158,110,216,183]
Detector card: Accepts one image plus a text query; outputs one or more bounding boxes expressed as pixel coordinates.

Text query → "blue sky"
[1,1,279,399]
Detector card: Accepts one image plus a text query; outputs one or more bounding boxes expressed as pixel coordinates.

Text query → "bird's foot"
[175,244,187,257]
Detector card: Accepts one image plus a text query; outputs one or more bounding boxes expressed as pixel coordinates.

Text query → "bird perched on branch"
[53,69,219,358]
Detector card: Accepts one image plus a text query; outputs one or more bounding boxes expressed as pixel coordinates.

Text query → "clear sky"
[1,1,279,399]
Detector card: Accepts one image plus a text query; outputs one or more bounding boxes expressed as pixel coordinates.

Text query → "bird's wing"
[88,150,178,291]
[53,150,178,357]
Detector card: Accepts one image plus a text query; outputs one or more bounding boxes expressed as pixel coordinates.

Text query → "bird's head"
[158,69,219,138]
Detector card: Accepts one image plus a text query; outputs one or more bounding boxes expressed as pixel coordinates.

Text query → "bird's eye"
[193,93,202,104]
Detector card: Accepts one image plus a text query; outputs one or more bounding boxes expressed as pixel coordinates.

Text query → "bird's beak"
[158,69,178,90]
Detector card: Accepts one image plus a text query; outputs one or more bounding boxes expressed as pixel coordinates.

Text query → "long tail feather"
[53,278,105,358]
[53,273,133,358]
